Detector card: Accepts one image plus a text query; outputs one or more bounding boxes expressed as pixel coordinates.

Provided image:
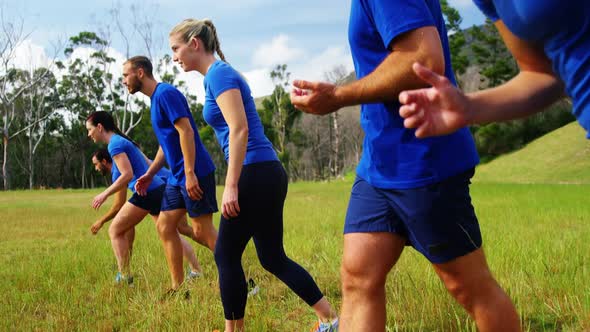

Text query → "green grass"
[1,181,589,331]
[474,122,590,184]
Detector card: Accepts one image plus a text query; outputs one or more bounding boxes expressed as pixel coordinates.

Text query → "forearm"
[97,203,123,224]
[103,175,131,197]
[146,147,166,177]
[225,127,248,186]
[179,130,197,176]
[467,71,564,124]
[336,27,444,108]
[97,189,125,224]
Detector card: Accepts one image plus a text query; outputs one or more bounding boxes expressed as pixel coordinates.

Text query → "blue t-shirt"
[155,167,172,183]
[108,134,164,193]
[150,83,216,185]
[473,0,590,137]
[203,60,278,164]
[348,0,479,189]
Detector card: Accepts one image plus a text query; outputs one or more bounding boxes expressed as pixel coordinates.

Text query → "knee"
[341,259,385,295]
[156,220,177,238]
[442,273,494,311]
[108,222,122,239]
[258,253,285,275]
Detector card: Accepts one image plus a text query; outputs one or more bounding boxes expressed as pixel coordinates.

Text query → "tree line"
[0,2,574,190]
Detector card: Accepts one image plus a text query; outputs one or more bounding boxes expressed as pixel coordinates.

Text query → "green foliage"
[474,101,574,162]
[470,19,518,87]
[258,64,303,178]
[440,0,470,78]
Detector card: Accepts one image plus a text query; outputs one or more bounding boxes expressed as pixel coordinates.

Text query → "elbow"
[421,50,445,77]
[121,172,133,184]
[231,125,249,139]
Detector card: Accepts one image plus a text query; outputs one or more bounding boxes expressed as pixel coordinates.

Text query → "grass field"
[474,122,590,184]
[0,179,589,331]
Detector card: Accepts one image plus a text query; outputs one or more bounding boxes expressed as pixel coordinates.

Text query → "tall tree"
[440,0,470,83]
[259,64,302,177]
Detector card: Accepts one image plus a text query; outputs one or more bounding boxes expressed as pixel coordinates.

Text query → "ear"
[190,37,200,50]
[137,67,145,79]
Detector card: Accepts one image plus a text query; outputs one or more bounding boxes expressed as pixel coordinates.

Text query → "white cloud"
[9,39,52,71]
[252,34,305,68]
[247,34,354,98]
[292,46,354,83]
[243,68,274,98]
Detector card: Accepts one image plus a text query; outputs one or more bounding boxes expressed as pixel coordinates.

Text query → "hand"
[92,192,108,210]
[398,62,472,138]
[91,220,104,234]
[221,185,240,220]
[290,80,341,115]
[135,173,153,196]
[185,172,203,201]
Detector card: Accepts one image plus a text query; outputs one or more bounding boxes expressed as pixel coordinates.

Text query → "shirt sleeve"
[207,65,240,100]
[473,0,500,21]
[108,136,125,157]
[365,0,435,49]
[159,87,192,124]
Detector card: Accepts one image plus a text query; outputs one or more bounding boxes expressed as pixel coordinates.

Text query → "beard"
[98,165,109,176]
[128,80,142,94]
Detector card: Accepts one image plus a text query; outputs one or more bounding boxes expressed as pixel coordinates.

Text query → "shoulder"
[472,0,500,20]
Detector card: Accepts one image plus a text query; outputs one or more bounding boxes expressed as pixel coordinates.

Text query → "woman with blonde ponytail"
[169,19,338,332]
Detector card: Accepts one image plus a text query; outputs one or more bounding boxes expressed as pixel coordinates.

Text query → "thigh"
[344,176,405,235]
[342,232,406,282]
[159,209,187,227]
[391,169,482,264]
[216,215,253,259]
[111,202,149,233]
[183,172,219,218]
[432,248,493,290]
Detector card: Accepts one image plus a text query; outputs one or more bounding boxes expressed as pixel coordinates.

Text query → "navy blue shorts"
[344,169,482,264]
[128,184,166,216]
[161,171,219,218]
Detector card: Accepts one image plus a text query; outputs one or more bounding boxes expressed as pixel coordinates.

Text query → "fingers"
[188,184,203,201]
[412,62,446,88]
[292,79,316,90]
[222,200,240,219]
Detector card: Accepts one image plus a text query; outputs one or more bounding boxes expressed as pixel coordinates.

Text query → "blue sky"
[4,0,486,99]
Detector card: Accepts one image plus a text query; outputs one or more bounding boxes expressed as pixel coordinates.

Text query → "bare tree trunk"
[331,111,340,178]
[28,130,33,189]
[2,132,8,190]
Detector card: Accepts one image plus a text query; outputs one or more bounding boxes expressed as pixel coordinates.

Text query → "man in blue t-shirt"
[122,55,218,293]
[291,0,519,330]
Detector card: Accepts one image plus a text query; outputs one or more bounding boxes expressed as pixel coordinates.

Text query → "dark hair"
[125,56,154,77]
[86,111,140,148]
[92,148,112,163]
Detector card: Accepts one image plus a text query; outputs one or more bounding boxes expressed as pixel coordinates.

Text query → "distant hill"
[473,122,590,184]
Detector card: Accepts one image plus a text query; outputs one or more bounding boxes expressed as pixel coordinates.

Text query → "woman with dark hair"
[86,112,203,284]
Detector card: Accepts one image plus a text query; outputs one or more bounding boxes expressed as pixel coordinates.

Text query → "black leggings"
[214,161,324,320]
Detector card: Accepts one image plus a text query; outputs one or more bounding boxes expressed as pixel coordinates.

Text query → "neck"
[195,53,218,76]
[104,131,115,144]
[141,78,159,97]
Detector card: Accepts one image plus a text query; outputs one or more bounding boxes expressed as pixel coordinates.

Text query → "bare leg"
[433,248,520,332]
[340,232,405,332]
[156,209,185,289]
[180,235,201,273]
[190,213,217,251]
[150,214,202,275]
[108,202,148,276]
